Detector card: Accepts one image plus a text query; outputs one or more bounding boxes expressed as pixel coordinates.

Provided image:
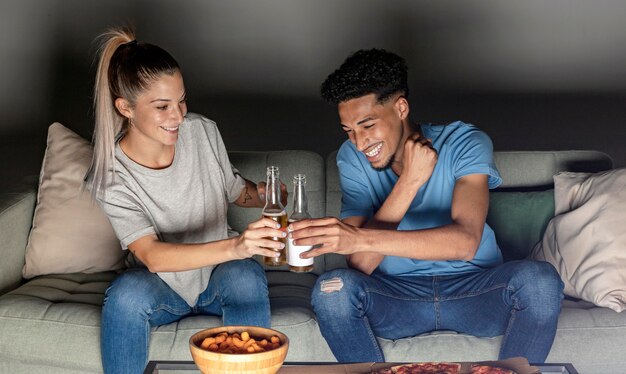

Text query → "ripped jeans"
[311,260,563,363]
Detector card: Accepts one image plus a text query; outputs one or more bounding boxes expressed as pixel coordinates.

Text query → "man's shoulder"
[422,120,481,139]
[337,140,360,161]
[423,121,492,151]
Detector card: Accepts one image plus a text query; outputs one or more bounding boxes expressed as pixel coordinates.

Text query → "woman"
[85,26,285,374]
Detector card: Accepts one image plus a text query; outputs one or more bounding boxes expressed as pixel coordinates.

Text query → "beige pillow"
[531,168,626,312]
[22,123,125,278]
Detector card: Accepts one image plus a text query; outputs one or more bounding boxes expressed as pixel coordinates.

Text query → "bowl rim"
[189,325,289,356]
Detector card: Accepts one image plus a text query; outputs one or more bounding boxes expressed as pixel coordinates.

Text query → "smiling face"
[339,93,411,170]
[116,70,188,152]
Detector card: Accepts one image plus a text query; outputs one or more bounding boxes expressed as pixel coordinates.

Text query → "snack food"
[373,362,461,373]
[470,365,516,374]
[197,330,283,354]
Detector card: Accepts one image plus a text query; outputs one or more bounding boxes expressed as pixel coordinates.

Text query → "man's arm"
[312,133,439,274]
[364,173,489,260]
[343,174,423,273]
[291,173,490,265]
[341,216,381,273]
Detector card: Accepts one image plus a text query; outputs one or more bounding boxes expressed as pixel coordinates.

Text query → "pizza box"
[279,357,539,373]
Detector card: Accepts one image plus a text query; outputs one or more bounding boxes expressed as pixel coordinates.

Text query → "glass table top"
[144,361,579,374]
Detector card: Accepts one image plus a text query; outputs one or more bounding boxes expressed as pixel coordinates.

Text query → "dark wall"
[1,0,625,190]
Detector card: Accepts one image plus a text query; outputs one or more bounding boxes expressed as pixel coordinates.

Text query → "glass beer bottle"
[287,174,314,272]
[262,166,288,266]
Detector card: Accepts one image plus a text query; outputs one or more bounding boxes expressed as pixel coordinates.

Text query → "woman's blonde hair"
[86,26,180,197]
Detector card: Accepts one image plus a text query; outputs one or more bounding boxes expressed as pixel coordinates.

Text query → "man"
[289,49,564,363]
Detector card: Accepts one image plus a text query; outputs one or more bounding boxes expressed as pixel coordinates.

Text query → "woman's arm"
[128,216,286,272]
[233,178,288,208]
[233,179,264,208]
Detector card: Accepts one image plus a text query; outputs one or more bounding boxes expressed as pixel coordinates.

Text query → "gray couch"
[1,149,624,373]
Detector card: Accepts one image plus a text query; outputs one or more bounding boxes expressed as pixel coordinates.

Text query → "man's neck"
[390,121,420,176]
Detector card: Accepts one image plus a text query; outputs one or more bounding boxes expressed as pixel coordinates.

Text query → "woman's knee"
[216,260,268,300]
[104,270,161,314]
[217,259,265,280]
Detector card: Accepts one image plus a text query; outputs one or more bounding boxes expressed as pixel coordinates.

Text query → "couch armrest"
[0,183,36,295]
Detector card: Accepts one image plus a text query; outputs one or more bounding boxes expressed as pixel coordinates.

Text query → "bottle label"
[287,238,314,267]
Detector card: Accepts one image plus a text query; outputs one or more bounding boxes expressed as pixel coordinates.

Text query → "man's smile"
[364,143,383,157]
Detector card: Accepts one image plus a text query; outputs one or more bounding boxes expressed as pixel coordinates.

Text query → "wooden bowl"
[189,326,289,374]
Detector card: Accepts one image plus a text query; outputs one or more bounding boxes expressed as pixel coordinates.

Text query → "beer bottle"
[287,174,314,272]
[262,166,288,266]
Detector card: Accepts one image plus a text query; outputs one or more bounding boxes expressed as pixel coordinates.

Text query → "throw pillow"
[530,168,626,312]
[22,123,125,278]
[487,190,555,261]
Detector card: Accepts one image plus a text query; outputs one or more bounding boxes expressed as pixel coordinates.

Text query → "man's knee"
[311,269,361,314]
[513,261,563,294]
[319,276,345,293]
[511,261,564,317]
[313,269,356,293]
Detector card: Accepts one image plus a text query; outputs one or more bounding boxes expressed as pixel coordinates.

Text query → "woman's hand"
[256,180,288,207]
[231,217,287,259]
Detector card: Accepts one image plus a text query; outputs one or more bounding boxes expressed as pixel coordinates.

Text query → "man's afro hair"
[321,48,408,104]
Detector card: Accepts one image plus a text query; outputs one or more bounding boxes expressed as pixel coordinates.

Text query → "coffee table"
[143,361,579,373]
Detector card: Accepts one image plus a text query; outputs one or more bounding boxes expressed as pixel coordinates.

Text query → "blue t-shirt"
[337,121,503,276]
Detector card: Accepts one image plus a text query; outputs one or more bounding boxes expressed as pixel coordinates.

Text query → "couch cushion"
[22,123,125,278]
[0,187,36,295]
[486,190,554,261]
[531,169,626,312]
[546,301,626,373]
[493,150,613,190]
[0,272,116,373]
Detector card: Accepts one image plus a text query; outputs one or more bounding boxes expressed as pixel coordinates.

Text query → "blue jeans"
[311,260,564,363]
[100,259,270,374]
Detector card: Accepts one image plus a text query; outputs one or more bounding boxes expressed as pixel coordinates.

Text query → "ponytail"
[85,27,134,198]
[85,26,179,198]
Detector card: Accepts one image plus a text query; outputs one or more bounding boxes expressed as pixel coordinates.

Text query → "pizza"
[372,362,461,374]
[372,369,394,374]
[470,364,516,374]
[371,362,518,374]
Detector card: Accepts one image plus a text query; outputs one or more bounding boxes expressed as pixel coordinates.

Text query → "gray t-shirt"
[98,113,245,306]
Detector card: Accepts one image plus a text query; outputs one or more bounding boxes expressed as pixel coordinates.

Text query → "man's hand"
[288,217,363,258]
[398,132,437,185]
